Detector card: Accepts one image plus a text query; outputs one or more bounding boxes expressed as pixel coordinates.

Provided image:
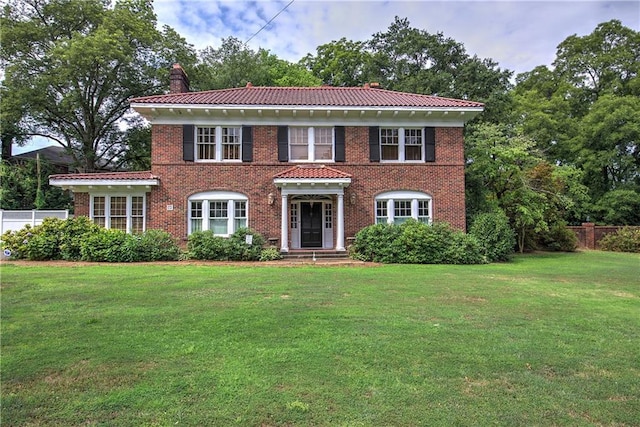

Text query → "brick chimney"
[170,63,190,93]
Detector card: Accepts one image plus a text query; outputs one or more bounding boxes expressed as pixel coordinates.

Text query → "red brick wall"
[74,193,90,217]
[147,125,467,241]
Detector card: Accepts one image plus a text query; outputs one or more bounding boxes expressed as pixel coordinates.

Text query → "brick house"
[50,64,483,252]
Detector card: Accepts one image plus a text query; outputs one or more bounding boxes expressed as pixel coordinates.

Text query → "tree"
[366,17,513,123]
[579,94,640,199]
[466,123,589,251]
[0,159,72,210]
[195,37,321,90]
[0,0,197,172]
[513,20,640,224]
[301,38,373,87]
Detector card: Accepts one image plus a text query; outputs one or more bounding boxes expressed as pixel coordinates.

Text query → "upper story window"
[289,127,334,162]
[374,191,432,225]
[90,194,146,233]
[380,128,424,162]
[196,126,241,161]
[188,191,248,236]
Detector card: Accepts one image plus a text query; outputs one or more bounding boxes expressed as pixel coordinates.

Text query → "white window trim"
[89,193,147,233]
[374,191,432,224]
[195,125,242,163]
[289,126,335,163]
[188,191,248,236]
[380,127,425,163]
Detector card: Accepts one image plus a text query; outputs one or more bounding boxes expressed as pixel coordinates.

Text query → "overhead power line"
[245,0,295,45]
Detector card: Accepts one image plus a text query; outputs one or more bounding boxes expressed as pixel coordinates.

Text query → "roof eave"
[49,178,159,192]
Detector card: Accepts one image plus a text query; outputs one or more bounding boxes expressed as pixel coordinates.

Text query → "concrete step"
[282,250,349,260]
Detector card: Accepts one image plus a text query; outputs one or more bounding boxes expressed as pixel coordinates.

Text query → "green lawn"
[1,251,639,426]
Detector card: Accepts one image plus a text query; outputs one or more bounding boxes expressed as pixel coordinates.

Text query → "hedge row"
[1,217,281,262]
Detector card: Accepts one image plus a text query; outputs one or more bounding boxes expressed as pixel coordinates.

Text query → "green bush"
[352,220,485,264]
[228,228,267,261]
[59,216,102,261]
[80,229,133,262]
[469,211,516,262]
[535,221,578,252]
[187,231,230,260]
[351,223,402,263]
[599,227,640,253]
[134,229,182,261]
[1,225,36,259]
[187,228,267,261]
[259,247,282,261]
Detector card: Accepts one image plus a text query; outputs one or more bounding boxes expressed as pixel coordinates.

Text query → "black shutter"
[335,126,345,162]
[183,124,194,161]
[369,126,380,162]
[242,126,253,162]
[425,127,435,162]
[277,126,288,162]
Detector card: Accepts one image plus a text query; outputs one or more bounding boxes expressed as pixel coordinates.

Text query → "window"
[380,128,399,161]
[195,126,242,161]
[93,196,106,227]
[380,128,424,162]
[374,191,432,225]
[290,127,334,162]
[191,201,203,232]
[90,194,146,233]
[290,203,298,229]
[394,200,412,225]
[325,203,333,229]
[197,127,216,160]
[376,200,388,224]
[290,127,309,161]
[110,196,127,231]
[222,127,241,160]
[188,191,249,236]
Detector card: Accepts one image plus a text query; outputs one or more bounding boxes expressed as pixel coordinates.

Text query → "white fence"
[0,210,69,235]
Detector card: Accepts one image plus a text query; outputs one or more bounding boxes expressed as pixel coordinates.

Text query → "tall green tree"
[513,20,640,224]
[466,123,589,250]
[195,37,321,90]
[301,38,373,87]
[0,159,72,210]
[0,0,196,172]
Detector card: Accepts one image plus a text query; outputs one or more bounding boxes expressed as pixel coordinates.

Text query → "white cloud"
[155,0,639,74]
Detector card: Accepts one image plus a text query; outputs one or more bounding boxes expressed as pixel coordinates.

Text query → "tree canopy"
[0,0,196,172]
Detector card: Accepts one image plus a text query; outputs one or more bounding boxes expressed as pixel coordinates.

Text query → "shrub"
[351,223,402,263]
[535,221,578,252]
[599,227,640,253]
[228,228,266,261]
[259,247,282,261]
[59,216,102,261]
[352,220,485,264]
[1,225,36,259]
[187,228,267,261]
[469,211,516,262]
[187,231,231,260]
[134,229,182,261]
[80,229,133,262]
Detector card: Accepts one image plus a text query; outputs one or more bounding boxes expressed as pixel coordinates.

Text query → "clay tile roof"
[49,171,158,181]
[131,86,483,109]
[273,165,352,180]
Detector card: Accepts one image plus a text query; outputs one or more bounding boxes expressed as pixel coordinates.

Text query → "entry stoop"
[281,250,349,261]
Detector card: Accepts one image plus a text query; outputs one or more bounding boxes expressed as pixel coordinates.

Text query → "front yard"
[1,251,638,426]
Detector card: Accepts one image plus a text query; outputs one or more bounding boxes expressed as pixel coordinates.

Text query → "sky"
[14,0,639,154]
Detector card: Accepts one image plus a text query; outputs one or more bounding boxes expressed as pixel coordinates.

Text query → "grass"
[1,251,639,426]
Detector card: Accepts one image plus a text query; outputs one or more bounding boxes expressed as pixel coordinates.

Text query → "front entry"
[300,202,323,247]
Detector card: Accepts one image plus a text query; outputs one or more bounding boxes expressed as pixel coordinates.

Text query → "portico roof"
[273,165,352,180]
[273,165,351,193]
